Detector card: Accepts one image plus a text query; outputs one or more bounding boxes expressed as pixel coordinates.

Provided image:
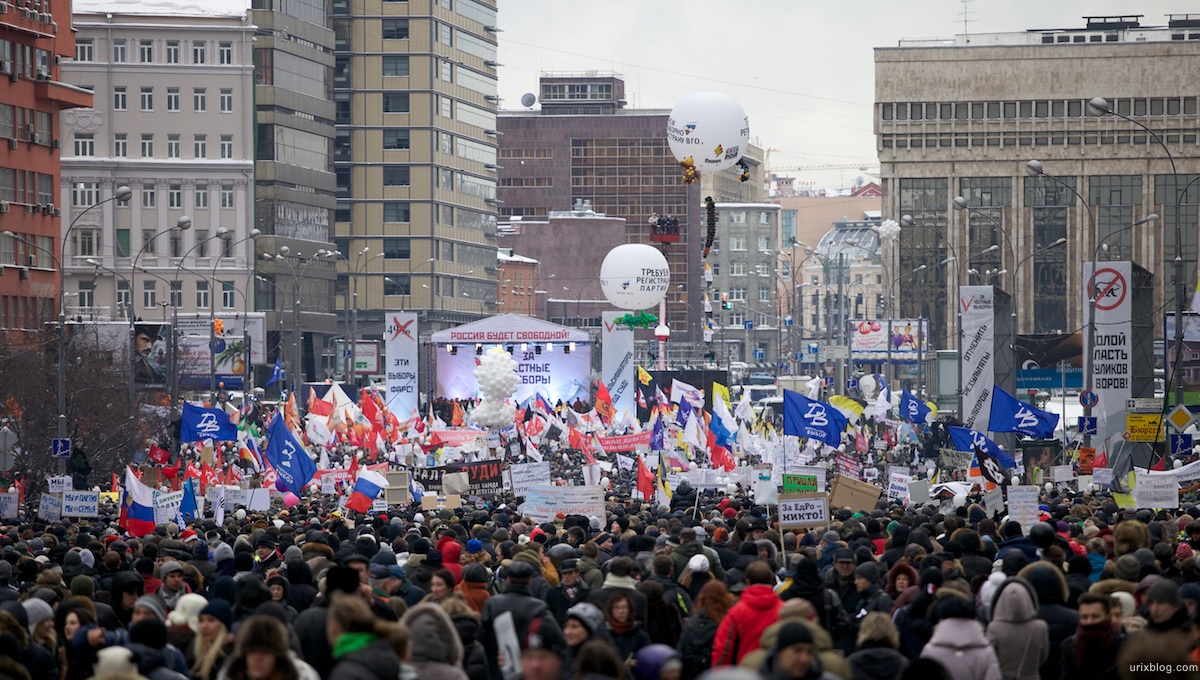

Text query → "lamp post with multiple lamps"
[261,247,335,392]
[898,214,962,409]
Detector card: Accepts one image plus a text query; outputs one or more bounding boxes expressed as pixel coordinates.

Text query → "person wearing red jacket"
[712,561,782,666]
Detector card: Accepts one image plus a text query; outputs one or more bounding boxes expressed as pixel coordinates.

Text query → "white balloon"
[952,492,967,508]
[1044,482,1054,492]
[1011,475,1021,485]
[858,374,876,398]
[235,509,246,520]
[599,244,670,310]
[667,91,750,172]
[600,476,610,487]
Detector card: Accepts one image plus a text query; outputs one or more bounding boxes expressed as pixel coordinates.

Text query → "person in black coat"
[546,559,590,627]
[1061,592,1124,680]
[1064,556,1093,609]
[285,559,319,612]
[480,561,565,680]
[954,530,994,586]
[879,525,911,571]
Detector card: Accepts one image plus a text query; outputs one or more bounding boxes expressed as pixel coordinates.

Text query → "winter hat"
[713,527,729,543]
[853,562,881,585]
[21,598,53,635]
[1177,543,1195,563]
[1083,525,1100,539]
[1146,578,1182,607]
[93,647,139,678]
[214,543,234,564]
[774,621,814,651]
[687,554,710,573]
[463,563,488,583]
[70,575,95,597]
[168,594,209,633]
[466,539,483,554]
[401,603,464,666]
[1110,591,1136,617]
[1067,555,1091,576]
[199,599,234,630]
[822,531,841,543]
[132,595,168,623]
[1114,554,1141,581]
[566,602,605,635]
[159,560,184,577]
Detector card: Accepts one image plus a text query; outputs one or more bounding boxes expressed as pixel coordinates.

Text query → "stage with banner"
[431,314,593,404]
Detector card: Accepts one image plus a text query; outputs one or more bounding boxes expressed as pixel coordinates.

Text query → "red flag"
[855,432,868,454]
[161,457,181,480]
[185,462,201,480]
[262,457,279,490]
[200,463,218,494]
[1092,450,1108,471]
[148,445,170,465]
[111,472,119,494]
[636,455,654,501]
[594,381,615,421]
[348,450,359,482]
[1151,453,1167,472]
[308,387,334,417]
[361,389,385,435]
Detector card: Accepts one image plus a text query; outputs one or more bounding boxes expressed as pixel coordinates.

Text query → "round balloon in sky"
[599,244,670,311]
[666,92,750,173]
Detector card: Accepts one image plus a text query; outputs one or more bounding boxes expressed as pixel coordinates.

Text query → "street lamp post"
[262,248,335,392]
[899,215,962,407]
[170,227,229,414]
[53,185,132,474]
[205,230,260,402]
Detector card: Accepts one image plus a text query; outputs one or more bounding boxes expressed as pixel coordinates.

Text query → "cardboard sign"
[372,498,389,512]
[443,471,471,495]
[1091,468,1114,486]
[0,492,18,519]
[1133,473,1178,509]
[153,490,185,524]
[828,474,882,513]
[983,487,1005,517]
[47,476,72,493]
[384,471,411,505]
[522,485,604,523]
[778,493,829,530]
[62,490,99,517]
[1050,465,1075,482]
[321,477,336,495]
[1006,485,1040,533]
[420,494,462,511]
[38,493,62,522]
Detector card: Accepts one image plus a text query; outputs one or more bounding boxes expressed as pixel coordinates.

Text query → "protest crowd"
[2,376,1200,680]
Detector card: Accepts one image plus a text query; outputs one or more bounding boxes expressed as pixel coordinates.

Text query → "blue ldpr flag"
[264,412,317,495]
[947,425,1017,468]
[900,389,932,425]
[989,387,1059,438]
[266,359,285,387]
[782,389,848,447]
[180,402,238,442]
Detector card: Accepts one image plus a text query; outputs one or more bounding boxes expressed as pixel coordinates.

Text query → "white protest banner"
[1091,468,1114,486]
[1007,485,1040,533]
[1133,473,1179,509]
[581,464,602,487]
[983,487,1005,517]
[153,490,185,525]
[1050,465,1075,482]
[38,493,62,522]
[62,490,99,517]
[778,493,829,530]
[372,498,389,513]
[0,492,18,519]
[615,454,634,472]
[791,465,827,491]
[384,312,419,418]
[960,286,996,431]
[321,477,336,495]
[247,489,271,511]
[601,311,636,416]
[754,476,778,506]
[47,476,72,493]
[863,468,880,481]
[522,485,605,523]
[509,462,552,497]
[887,472,911,501]
[909,479,930,505]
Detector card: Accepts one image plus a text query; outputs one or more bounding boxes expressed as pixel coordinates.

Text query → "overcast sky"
[496,0,1182,189]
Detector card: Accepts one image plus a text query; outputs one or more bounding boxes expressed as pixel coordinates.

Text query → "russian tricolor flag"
[534,393,553,414]
[119,467,157,537]
[345,469,390,513]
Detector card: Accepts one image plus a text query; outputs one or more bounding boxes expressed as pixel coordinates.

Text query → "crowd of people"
[1,466,1199,680]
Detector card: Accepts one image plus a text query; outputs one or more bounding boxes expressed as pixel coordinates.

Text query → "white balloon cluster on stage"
[470,346,520,429]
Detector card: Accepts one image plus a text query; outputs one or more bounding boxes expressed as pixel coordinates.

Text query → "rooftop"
[73,0,250,17]
[893,14,1200,48]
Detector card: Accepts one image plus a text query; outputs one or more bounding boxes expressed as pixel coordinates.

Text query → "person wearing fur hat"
[222,614,320,680]
[400,603,469,680]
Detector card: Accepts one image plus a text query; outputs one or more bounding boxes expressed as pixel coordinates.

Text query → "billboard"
[384,312,419,418]
[601,312,636,417]
[1165,313,1200,399]
[85,322,171,389]
[174,313,266,390]
[1015,333,1083,390]
[959,286,995,431]
[849,319,928,362]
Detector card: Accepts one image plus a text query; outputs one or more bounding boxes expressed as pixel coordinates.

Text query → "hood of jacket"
[1018,562,1068,606]
[739,583,782,612]
[451,612,481,646]
[849,646,909,680]
[886,562,919,594]
[990,578,1039,623]
[927,617,989,650]
[286,559,314,586]
[401,603,464,665]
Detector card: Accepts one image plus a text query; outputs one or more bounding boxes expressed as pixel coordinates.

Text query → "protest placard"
[783,465,825,492]
[887,472,911,501]
[62,490,99,517]
[1007,485,1040,533]
[828,474,881,513]
[1091,468,1114,486]
[908,479,930,505]
[38,493,62,522]
[153,490,185,524]
[778,493,829,530]
[522,485,604,523]
[509,462,552,497]
[983,487,1005,517]
[47,476,72,493]
[1050,465,1075,482]
[1133,473,1178,509]
[0,493,18,520]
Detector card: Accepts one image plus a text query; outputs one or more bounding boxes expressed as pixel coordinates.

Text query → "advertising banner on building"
[1083,262,1134,451]
[601,312,637,418]
[173,313,266,390]
[384,312,419,418]
[849,319,928,362]
[1165,312,1200,397]
[959,286,995,431]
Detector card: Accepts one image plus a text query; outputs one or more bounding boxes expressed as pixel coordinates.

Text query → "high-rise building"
[251,0,339,385]
[60,5,255,334]
[0,1,92,342]
[876,15,1200,350]
[706,202,781,368]
[333,0,500,372]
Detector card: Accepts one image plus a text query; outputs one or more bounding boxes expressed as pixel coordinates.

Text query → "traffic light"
[721,293,731,310]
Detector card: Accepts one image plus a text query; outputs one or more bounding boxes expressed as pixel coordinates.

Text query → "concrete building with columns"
[876,14,1200,354]
[60,4,256,328]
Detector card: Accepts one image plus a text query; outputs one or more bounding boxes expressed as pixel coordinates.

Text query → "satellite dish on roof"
[520,93,536,108]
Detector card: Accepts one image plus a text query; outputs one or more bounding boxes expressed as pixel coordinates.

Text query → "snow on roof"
[73,0,251,18]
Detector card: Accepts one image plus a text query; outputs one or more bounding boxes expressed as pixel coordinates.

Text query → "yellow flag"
[712,382,731,408]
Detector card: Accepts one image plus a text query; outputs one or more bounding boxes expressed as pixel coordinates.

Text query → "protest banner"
[983,487,1005,517]
[1007,485,1040,533]
[908,479,930,505]
[597,431,652,452]
[62,490,99,517]
[778,493,829,530]
[1133,473,1178,509]
[47,476,72,493]
[38,493,62,522]
[0,492,17,520]
[153,490,185,524]
[411,461,504,498]
[887,472,911,501]
[1091,468,1114,486]
[522,485,605,523]
[783,465,825,492]
[1050,465,1075,482]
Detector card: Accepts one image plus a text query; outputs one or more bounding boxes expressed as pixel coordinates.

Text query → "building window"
[440,23,452,45]
[383,202,410,223]
[193,88,206,112]
[729,211,746,224]
[168,280,182,307]
[382,18,409,39]
[166,41,179,64]
[220,88,233,112]
[142,186,156,207]
[440,60,453,82]
[382,55,409,77]
[220,135,233,158]
[76,39,94,62]
[72,182,99,207]
[221,281,235,308]
[113,86,127,110]
[142,281,156,308]
[383,93,409,113]
[139,40,153,63]
[140,87,154,111]
[729,287,746,301]
[74,133,95,157]
[729,236,747,251]
[77,281,95,308]
[383,238,410,259]
[167,134,180,158]
[757,236,771,251]
[140,229,156,255]
[192,41,206,64]
[195,280,209,308]
[140,134,153,156]
[112,39,127,63]
[114,133,127,157]
[168,184,182,208]
[195,184,208,208]
[383,166,410,186]
[441,96,453,119]
[383,129,410,149]
[166,87,180,112]
[759,288,770,302]
[219,41,232,65]
[384,275,410,296]
[220,184,234,208]
[194,230,209,257]
[116,280,131,309]
[730,261,746,276]
[194,134,207,158]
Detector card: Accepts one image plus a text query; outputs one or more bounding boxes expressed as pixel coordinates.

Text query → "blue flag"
[710,410,734,449]
[179,478,199,522]
[650,414,665,451]
[264,412,317,495]
[900,389,932,425]
[266,359,285,387]
[947,426,1017,468]
[408,475,424,503]
[180,402,238,442]
[988,387,1059,439]
[782,389,848,447]
[674,398,693,428]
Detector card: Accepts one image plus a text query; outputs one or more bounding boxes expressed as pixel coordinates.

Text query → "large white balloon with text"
[666,92,750,173]
[599,244,670,311]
